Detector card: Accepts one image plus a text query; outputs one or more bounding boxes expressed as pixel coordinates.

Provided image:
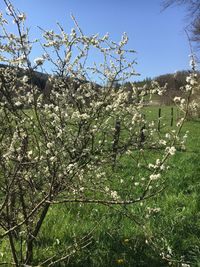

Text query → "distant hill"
[0,63,49,90]
[155,70,200,105]
[1,64,198,106]
[0,64,102,108]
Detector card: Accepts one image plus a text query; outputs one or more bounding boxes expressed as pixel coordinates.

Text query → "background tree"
[162,0,200,48]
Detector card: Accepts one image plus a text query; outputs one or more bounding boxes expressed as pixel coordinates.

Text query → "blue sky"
[1,0,190,80]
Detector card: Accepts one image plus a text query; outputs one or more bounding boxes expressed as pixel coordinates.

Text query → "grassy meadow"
[1,105,200,267]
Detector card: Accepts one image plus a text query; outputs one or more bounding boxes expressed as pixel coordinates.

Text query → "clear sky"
[1,0,190,81]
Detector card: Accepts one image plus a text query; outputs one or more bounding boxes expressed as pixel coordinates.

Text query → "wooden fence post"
[158,108,161,132]
[139,114,146,147]
[171,107,174,127]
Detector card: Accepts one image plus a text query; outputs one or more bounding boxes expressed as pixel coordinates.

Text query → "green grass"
[1,106,200,266]
[37,107,200,266]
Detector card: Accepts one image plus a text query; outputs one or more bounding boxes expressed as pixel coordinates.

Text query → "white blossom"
[22,75,29,83]
[166,146,176,156]
[150,173,161,181]
[34,57,45,65]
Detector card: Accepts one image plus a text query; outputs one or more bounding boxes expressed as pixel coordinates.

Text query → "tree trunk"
[25,202,50,265]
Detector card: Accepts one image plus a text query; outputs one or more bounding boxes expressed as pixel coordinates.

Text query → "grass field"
[1,105,200,267]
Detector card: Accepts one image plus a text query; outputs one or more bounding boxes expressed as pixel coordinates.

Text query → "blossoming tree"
[0,0,195,265]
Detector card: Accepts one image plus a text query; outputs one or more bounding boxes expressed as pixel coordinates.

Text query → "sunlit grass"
[1,106,200,266]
